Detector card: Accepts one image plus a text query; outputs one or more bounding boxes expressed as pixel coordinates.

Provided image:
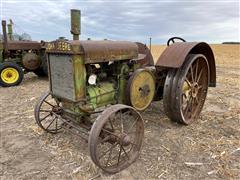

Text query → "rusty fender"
[156,42,216,87]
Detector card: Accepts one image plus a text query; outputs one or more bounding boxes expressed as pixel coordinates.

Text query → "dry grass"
[150,44,240,68]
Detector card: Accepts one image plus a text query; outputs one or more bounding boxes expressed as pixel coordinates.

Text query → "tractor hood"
[46,40,139,64]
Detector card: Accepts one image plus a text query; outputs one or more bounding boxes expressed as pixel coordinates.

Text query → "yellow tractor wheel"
[0,62,24,87]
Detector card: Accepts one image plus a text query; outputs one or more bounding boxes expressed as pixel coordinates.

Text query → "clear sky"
[1,0,239,44]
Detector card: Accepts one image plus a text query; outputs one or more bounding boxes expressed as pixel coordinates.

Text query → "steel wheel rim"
[89,105,144,173]
[180,56,209,124]
[34,92,63,133]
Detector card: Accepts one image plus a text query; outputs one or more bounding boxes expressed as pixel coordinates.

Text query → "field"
[0,44,239,179]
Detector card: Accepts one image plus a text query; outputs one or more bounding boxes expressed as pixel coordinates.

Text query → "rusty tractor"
[0,20,48,87]
[34,9,216,173]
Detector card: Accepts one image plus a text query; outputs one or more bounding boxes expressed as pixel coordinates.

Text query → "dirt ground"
[0,44,239,180]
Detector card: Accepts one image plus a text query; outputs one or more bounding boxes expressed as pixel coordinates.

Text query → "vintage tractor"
[0,19,48,87]
[34,9,216,173]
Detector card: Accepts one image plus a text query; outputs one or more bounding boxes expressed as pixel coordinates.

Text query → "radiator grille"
[49,54,75,101]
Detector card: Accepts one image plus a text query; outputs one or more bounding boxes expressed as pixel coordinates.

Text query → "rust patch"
[79,40,138,64]
[156,42,216,87]
[7,41,41,50]
[135,42,154,66]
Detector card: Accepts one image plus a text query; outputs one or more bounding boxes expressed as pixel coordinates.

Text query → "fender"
[156,42,216,87]
[135,42,154,66]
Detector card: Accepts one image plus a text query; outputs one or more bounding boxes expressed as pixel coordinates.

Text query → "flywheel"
[126,69,155,111]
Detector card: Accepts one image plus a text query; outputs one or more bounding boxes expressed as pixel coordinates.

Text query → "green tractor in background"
[0,19,48,87]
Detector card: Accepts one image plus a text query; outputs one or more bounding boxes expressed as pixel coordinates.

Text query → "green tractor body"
[46,9,154,113]
[47,39,144,113]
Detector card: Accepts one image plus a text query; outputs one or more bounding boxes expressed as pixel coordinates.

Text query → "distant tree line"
[0,33,32,41]
[222,42,240,44]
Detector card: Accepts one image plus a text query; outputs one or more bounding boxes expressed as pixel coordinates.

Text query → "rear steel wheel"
[89,104,144,173]
[163,54,209,124]
[162,70,176,121]
[34,91,63,133]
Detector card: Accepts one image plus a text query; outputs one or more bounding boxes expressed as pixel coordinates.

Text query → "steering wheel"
[167,37,186,46]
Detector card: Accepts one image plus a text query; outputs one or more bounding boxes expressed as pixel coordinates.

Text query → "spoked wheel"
[89,104,144,173]
[34,91,63,133]
[163,54,209,125]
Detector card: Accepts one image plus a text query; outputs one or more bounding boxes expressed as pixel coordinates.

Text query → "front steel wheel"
[163,54,209,125]
[34,91,63,133]
[89,104,144,173]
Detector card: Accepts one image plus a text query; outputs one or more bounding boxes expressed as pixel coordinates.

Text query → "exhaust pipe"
[70,9,81,40]
[2,20,8,54]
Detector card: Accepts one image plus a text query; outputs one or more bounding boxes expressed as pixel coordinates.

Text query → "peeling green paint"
[73,54,86,100]
[87,82,116,109]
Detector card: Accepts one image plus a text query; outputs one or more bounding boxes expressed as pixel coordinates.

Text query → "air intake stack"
[70,9,81,40]
[7,19,13,40]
